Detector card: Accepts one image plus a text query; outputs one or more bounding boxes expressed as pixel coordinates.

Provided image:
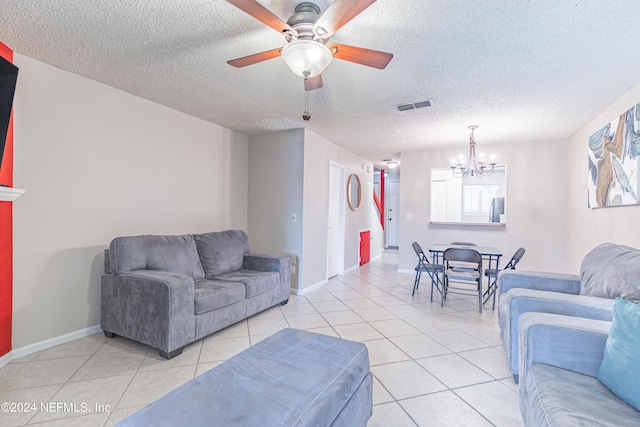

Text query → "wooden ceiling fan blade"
[328,43,393,69]
[304,75,323,91]
[227,48,282,68]
[313,0,376,39]
[226,0,293,34]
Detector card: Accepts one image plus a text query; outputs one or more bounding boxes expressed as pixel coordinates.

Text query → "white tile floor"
[0,257,522,426]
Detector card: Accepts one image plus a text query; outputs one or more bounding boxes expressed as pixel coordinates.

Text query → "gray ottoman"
[117,328,373,426]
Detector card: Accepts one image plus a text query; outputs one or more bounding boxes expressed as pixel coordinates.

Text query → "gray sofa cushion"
[523,363,640,427]
[193,279,245,314]
[580,243,640,301]
[215,270,280,298]
[194,230,250,277]
[109,235,205,279]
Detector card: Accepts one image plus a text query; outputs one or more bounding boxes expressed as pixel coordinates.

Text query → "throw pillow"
[598,297,640,411]
[194,230,250,277]
[580,243,640,302]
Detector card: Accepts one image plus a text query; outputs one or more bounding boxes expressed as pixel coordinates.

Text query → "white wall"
[12,54,245,348]
[399,139,570,274]
[247,129,305,288]
[566,81,640,271]
[227,130,249,231]
[247,129,380,293]
[302,130,378,290]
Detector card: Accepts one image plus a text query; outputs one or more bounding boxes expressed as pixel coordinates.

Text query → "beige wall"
[566,81,640,271]
[12,54,245,348]
[399,138,570,274]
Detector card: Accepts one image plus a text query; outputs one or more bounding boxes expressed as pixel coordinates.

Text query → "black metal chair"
[411,242,445,303]
[443,247,483,312]
[483,247,526,310]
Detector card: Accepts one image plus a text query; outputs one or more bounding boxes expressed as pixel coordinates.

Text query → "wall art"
[588,103,640,208]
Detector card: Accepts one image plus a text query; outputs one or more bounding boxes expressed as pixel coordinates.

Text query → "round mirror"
[347,174,362,211]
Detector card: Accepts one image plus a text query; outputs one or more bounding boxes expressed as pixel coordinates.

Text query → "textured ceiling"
[1,0,640,166]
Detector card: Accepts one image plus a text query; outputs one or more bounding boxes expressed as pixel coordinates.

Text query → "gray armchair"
[518,313,640,426]
[498,243,640,382]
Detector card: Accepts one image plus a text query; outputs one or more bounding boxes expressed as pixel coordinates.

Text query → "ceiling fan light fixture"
[281,40,333,78]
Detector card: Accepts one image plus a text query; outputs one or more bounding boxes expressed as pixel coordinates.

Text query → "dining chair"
[443,247,483,312]
[439,242,477,265]
[483,247,526,310]
[411,242,445,303]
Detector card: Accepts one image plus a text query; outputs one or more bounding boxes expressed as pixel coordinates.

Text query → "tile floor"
[0,257,522,426]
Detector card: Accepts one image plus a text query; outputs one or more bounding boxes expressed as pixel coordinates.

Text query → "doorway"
[327,162,345,278]
[385,179,400,248]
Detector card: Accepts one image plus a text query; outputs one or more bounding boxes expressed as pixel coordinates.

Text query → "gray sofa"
[498,242,640,382]
[518,313,640,426]
[101,230,291,359]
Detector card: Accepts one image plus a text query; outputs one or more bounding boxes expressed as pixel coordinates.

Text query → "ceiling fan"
[226,0,393,91]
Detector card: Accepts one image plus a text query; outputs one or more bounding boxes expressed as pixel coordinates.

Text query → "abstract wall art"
[588,103,640,208]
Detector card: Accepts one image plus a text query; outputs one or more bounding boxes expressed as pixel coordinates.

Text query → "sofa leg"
[103,331,115,338]
[279,299,289,306]
[513,374,519,384]
[158,347,184,360]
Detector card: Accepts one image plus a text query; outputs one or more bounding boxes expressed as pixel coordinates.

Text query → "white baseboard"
[370,254,381,261]
[0,351,13,368]
[291,278,329,295]
[11,324,102,361]
[344,264,360,273]
[398,268,414,275]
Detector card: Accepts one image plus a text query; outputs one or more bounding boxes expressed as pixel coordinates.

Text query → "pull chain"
[303,89,311,121]
[302,72,311,121]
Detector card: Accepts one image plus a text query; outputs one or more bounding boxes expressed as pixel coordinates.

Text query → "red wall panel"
[0,41,14,356]
[359,231,371,266]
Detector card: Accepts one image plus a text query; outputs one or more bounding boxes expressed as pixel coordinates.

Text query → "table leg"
[492,256,501,310]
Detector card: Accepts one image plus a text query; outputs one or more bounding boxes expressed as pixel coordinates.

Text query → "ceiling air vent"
[395,100,432,112]
[396,104,415,112]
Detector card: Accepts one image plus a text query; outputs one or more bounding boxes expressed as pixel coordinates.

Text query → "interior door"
[360,231,371,265]
[327,163,344,278]
[385,180,400,247]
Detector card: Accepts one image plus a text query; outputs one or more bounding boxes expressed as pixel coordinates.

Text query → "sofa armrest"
[518,312,611,387]
[101,270,195,353]
[499,289,614,378]
[499,270,581,295]
[244,253,291,290]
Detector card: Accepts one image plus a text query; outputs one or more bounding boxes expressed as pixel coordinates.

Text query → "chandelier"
[450,125,496,178]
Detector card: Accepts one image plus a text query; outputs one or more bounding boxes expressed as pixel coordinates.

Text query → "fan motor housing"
[287,2,321,39]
